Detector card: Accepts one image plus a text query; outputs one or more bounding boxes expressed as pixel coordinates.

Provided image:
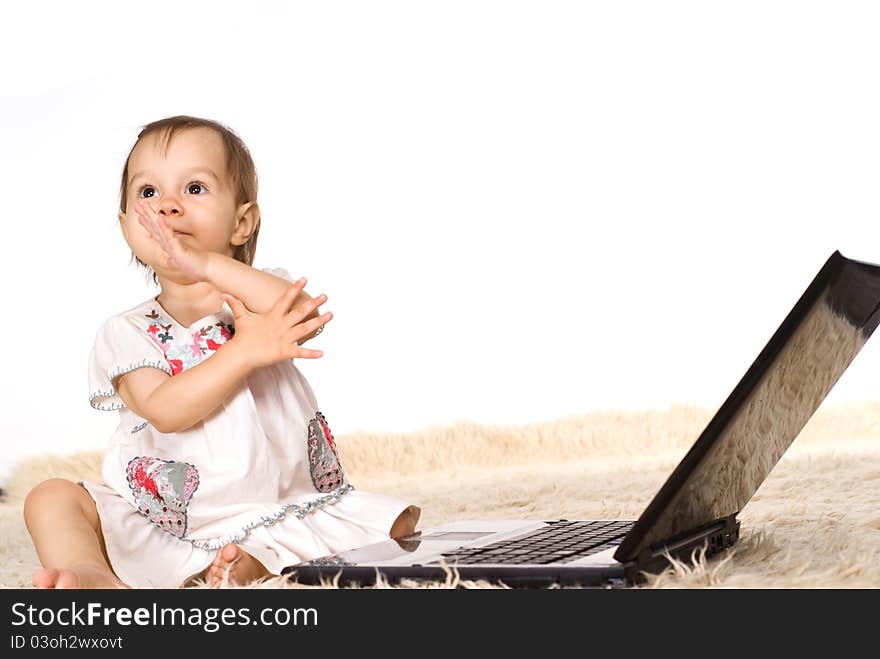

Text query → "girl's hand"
[220,277,333,368]
[134,199,211,282]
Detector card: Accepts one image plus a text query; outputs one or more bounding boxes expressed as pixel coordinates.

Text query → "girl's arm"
[135,202,323,343]
[117,340,254,434]
[117,281,327,434]
[205,253,323,343]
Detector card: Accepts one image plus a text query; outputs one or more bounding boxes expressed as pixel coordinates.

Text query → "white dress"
[82,267,416,588]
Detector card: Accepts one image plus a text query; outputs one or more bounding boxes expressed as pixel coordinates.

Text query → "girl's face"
[118,127,254,282]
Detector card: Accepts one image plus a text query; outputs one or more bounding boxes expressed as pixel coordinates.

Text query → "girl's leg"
[23,478,129,589]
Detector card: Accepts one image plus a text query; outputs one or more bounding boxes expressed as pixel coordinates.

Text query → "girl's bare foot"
[33,564,130,589]
[391,505,421,539]
[200,544,272,587]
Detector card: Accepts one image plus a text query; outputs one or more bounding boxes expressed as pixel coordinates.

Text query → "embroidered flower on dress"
[126,456,199,539]
[142,308,234,376]
[307,411,347,493]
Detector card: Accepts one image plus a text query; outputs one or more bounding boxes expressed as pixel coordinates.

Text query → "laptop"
[282,250,880,588]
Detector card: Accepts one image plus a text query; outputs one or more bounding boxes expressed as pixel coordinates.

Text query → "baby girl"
[23,115,420,588]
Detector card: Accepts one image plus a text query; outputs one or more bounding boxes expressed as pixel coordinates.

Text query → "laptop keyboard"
[433,520,636,565]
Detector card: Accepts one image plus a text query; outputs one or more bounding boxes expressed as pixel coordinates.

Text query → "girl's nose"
[157,196,182,216]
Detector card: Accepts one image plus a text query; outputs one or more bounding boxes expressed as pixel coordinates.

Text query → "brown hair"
[119,115,260,286]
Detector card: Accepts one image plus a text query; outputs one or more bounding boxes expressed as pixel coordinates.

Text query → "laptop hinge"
[623,514,741,585]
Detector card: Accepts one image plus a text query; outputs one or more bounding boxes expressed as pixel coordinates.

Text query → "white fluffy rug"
[2,402,879,589]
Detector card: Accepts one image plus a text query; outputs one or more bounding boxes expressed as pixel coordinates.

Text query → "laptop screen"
[614,251,880,563]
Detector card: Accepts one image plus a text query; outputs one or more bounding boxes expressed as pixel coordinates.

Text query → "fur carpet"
[2,402,879,589]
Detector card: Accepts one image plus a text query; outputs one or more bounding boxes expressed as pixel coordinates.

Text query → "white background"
[1,1,878,482]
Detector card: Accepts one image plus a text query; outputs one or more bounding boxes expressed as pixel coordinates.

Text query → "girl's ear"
[118,210,128,229]
[231,201,260,247]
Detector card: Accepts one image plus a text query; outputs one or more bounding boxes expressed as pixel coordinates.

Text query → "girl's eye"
[137,181,208,198]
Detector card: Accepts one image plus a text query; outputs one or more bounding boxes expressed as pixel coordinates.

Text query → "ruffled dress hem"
[79,480,414,589]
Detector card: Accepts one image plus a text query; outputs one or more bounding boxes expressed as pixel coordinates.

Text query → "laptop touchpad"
[418,532,494,541]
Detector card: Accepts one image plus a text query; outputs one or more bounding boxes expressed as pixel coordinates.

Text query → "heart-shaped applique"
[307,412,347,493]
[126,457,199,538]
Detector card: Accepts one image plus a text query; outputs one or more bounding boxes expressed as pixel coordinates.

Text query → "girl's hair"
[119,115,260,287]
